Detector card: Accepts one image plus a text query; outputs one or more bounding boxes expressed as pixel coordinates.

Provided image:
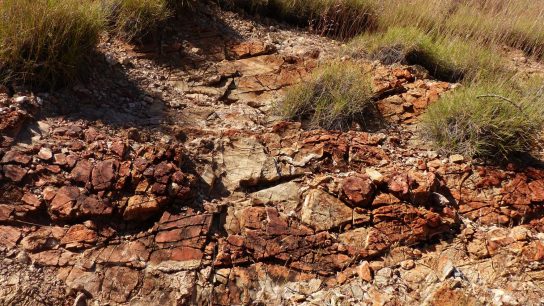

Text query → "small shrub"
[276,61,374,130]
[349,27,507,82]
[106,0,171,41]
[421,83,544,159]
[0,0,106,87]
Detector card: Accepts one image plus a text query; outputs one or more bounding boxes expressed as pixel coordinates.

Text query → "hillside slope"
[1,3,544,305]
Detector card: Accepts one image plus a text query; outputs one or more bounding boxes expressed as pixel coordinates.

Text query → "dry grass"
[373,0,544,59]
[421,81,544,159]
[225,0,544,58]
[348,27,508,82]
[0,0,105,88]
[219,0,378,39]
[276,61,374,130]
[106,0,171,41]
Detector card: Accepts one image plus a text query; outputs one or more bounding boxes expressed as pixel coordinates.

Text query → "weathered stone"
[77,195,112,216]
[37,147,53,160]
[0,225,21,248]
[91,159,118,190]
[49,186,80,219]
[70,160,92,184]
[21,192,43,211]
[217,137,280,191]
[3,164,27,182]
[449,154,465,164]
[228,40,276,59]
[341,175,375,207]
[356,261,373,282]
[62,267,102,298]
[60,224,97,249]
[1,150,31,164]
[102,267,139,303]
[301,189,353,231]
[123,195,160,221]
[0,204,13,221]
[20,229,58,252]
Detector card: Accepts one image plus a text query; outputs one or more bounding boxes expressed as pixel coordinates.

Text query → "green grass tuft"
[276,61,375,130]
[0,0,106,88]
[421,82,544,159]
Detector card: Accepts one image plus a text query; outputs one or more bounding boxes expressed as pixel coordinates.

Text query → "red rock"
[341,175,376,207]
[154,161,174,178]
[229,40,276,59]
[0,204,13,221]
[3,164,27,182]
[45,164,62,173]
[37,147,53,160]
[20,229,56,252]
[110,141,126,157]
[0,225,21,248]
[528,180,544,202]
[77,195,112,216]
[60,224,97,248]
[102,267,140,303]
[123,195,160,221]
[91,159,118,190]
[53,153,67,166]
[70,160,92,184]
[372,193,401,207]
[409,171,439,205]
[1,150,31,164]
[502,174,531,206]
[21,192,43,211]
[388,173,409,196]
[356,261,373,282]
[171,247,204,261]
[42,187,57,201]
[49,186,80,219]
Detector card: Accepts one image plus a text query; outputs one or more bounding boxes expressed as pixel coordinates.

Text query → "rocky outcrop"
[0,123,195,223]
[1,6,544,305]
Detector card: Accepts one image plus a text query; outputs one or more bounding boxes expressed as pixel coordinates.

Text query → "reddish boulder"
[91,159,118,190]
[70,160,92,185]
[123,195,160,221]
[49,186,80,219]
[3,164,27,182]
[1,150,31,165]
[60,224,97,249]
[341,175,376,207]
[0,225,21,248]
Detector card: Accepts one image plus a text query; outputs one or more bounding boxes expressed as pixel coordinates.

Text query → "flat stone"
[1,150,31,165]
[3,164,27,182]
[70,160,92,184]
[449,154,465,164]
[301,189,354,231]
[341,175,375,207]
[0,226,21,248]
[123,195,160,221]
[49,186,80,219]
[91,159,118,190]
[37,147,53,160]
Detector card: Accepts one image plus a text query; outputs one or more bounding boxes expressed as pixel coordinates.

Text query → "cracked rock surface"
[1,4,544,306]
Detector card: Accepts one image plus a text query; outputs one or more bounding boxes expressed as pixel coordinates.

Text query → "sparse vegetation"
[0,0,106,87]
[276,61,374,130]
[106,0,171,41]
[219,0,378,38]
[348,27,507,82]
[421,83,544,159]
